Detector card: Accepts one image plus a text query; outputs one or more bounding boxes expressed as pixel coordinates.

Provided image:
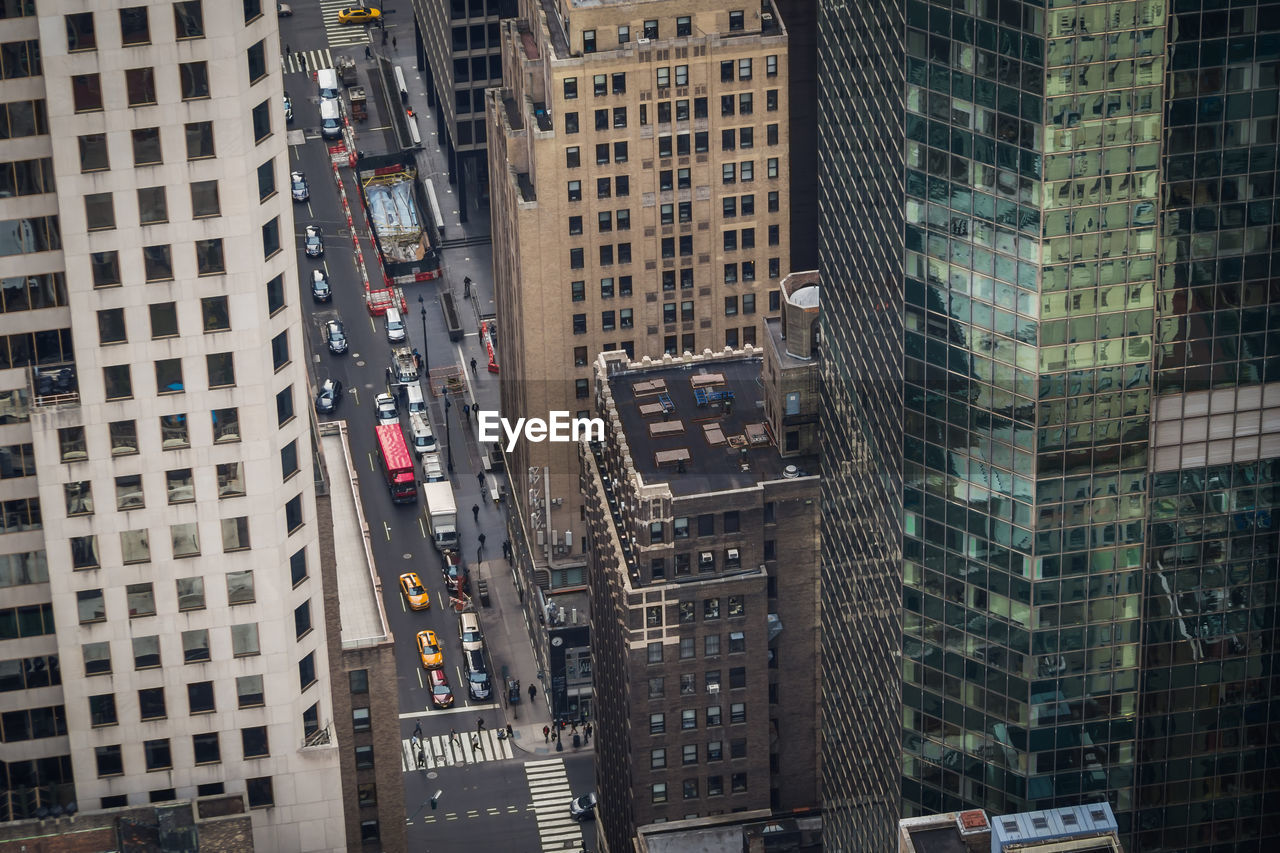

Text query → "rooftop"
[604,355,816,497]
[319,423,391,648]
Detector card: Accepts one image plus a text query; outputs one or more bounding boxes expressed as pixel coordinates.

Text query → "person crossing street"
[472,503,480,523]
[470,357,479,377]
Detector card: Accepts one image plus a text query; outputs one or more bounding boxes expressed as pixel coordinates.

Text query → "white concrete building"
[0,2,346,848]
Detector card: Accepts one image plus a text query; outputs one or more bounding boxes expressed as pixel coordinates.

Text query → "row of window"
[0,40,40,80]
[649,666,748,698]
[0,443,34,479]
[0,98,46,139]
[649,632,747,663]
[0,273,69,314]
[450,21,500,52]
[649,773,749,803]
[64,465,250,517]
[0,157,54,197]
[572,268,773,301]
[452,54,501,83]
[98,776,274,812]
[0,705,66,743]
[78,123,216,171]
[64,3,207,51]
[0,498,41,535]
[647,703,749,733]
[97,298,230,348]
[649,546,754,578]
[69,519,254,569]
[0,653,58,692]
[579,11,757,53]
[85,334,289,402]
[0,216,60,258]
[0,602,54,641]
[649,739,749,766]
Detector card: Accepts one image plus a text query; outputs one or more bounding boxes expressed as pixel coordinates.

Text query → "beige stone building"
[486,0,793,641]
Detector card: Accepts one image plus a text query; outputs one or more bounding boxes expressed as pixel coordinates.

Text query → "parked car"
[569,793,597,822]
[416,630,444,669]
[458,611,483,653]
[315,378,343,414]
[304,225,324,258]
[277,3,293,15]
[290,171,309,202]
[283,93,293,122]
[428,668,454,708]
[400,572,430,610]
[444,560,469,595]
[324,319,348,355]
[464,649,491,700]
[311,269,331,302]
[385,307,407,343]
[337,7,381,23]
[374,392,399,425]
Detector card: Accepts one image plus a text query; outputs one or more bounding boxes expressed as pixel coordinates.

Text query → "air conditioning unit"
[727,548,740,562]
[700,552,714,565]
[637,37,651,45]
[762,11,775,24]
[707,682,720,694]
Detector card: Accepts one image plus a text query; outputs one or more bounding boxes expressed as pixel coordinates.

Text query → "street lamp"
[416,295,431,376]
[443,393,454,474]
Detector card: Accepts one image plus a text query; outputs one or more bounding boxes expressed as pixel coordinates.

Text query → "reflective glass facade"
[818,0,1280,850]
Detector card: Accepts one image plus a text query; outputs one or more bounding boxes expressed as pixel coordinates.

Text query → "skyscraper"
[818,1,1279,851]
[0,2,359,847]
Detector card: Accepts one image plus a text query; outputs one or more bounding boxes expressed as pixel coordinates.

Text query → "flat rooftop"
[319,425,390,647]
[607,358,814,497]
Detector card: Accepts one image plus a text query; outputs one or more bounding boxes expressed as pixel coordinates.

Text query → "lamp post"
[443,394,454,474]
[417,295,431,377]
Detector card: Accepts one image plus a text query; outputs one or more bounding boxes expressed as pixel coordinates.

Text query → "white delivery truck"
[422,481,458,551]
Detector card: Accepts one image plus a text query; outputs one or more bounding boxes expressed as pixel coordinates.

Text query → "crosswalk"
[320,0,378,47]
[400,729,514,771]
[282,48,333,76]
[525,758,584,852]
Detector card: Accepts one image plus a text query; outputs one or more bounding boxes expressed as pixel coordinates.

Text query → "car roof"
[429,669,448,684]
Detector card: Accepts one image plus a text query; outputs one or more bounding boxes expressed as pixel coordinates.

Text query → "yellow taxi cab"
[416,630,444,669]
[399,572,430,611]
[337,7,381,23]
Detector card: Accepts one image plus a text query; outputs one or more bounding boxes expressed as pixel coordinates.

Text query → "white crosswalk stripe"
[524,759,584,852]
[281,48,333,76]
[320,0,378,47]
[400,729,514,771]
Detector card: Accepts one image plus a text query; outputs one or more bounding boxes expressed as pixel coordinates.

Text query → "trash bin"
[572,733,581,749]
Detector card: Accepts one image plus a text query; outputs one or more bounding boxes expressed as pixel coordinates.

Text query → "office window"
[177,577,205,611]
[649,713,664,734]
[620,308,633,328]
[298,651,316,690]
[246,777,274,808]
[84,193,115,231]
[262,217,280,258]
[66,12,96,51]
[617,25,629,43]
[193,732,220,765]
[723,230,737,252]
[568,216,583,236]
[593,74,606,97]
[183,121,214,159]
[195,238,224,275]
[613,107,626,128]
[681,709,697,730]
[676,16,691,36]
[125,67,157,107]
[565,146,580,168]
[352,707,371,732]
[729,10,745,31]
[599,245,613,265]
[567,180,581,202]
[680,636,695,659]
[722,163,736,184]
[237,674,264,708]
[652,783,667,803]
[231,623,259,657]
[564,112,578,133]
[563,78,577,99]
[767,157,778,178]
[643,19,658,38]
[174,2,203,38]
[285,494,303,532]
[769,257,780,278]
[657,67,670,89]
[276,387,294,425]
[155,359,183,395]
[705,634,721,656]
[729,631,746,653]
[73,74,104,112]
[96,744,123,777]
[295,600,313,640]
[222,518,251,553]
[212,407,240,443]
[216,462,245,497]
[135,186,169,224]
[647,642,663,664]
[250,100,270,142]
[349,669,369,694]
[120,7,150,44]
[181,628,210,663]
[582,29,595,53]
[570,248,584,269]
[121,529,150,564]
[89,693,117,727]
[149,302,178,338]
[281,439,298,479]
[171,522,200,557]
[738,58,752,81]
[142,243,173,281]
[257,160,276,201]
[651,748,666,768]
[126,582,155,618]
[247,40,266,84]
[242,726,269,758]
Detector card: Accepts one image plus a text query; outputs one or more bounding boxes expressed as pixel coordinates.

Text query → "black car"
[304,225,324,258]
[463,649,491,700]
[291,170,309,202]
[311,269,331,302]
[324,319,348,355]
[315,379,343,414]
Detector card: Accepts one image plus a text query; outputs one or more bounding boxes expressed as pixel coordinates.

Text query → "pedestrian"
[365,45,372,60]
[477,717,485,731]
[528,683,537,702]
[285,43,292,56]
[393,35,398,49]
[470,357,478,376]
[470,734,479,750]
[299,53,307,72]
[585,723,593,741]
[463,276,472,298]
[506,723,514,738]
[472,503,480,522]
[416,747,426,768]
[571,721,578,735]
[477,472,485,489]
[450,727,459,746]
[542,725,550,743]
[478,533,486,550]
[413,720,423,738]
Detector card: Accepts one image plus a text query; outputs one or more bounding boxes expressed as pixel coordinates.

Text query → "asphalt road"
[278,6,593,850]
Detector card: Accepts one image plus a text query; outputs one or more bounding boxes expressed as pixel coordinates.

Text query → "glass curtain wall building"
[817,0,1280,850]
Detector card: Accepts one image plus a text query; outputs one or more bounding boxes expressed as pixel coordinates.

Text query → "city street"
[278,4,594,850]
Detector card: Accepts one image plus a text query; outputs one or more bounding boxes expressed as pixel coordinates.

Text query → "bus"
[375,424,417,503]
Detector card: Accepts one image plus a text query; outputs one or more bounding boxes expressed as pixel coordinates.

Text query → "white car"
[374,393,399,425]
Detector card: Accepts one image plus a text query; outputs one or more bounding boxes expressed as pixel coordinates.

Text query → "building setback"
[817,0,1280,850]
[0,2,396,849]
[485,0,794,688]
[582,284,821,851]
